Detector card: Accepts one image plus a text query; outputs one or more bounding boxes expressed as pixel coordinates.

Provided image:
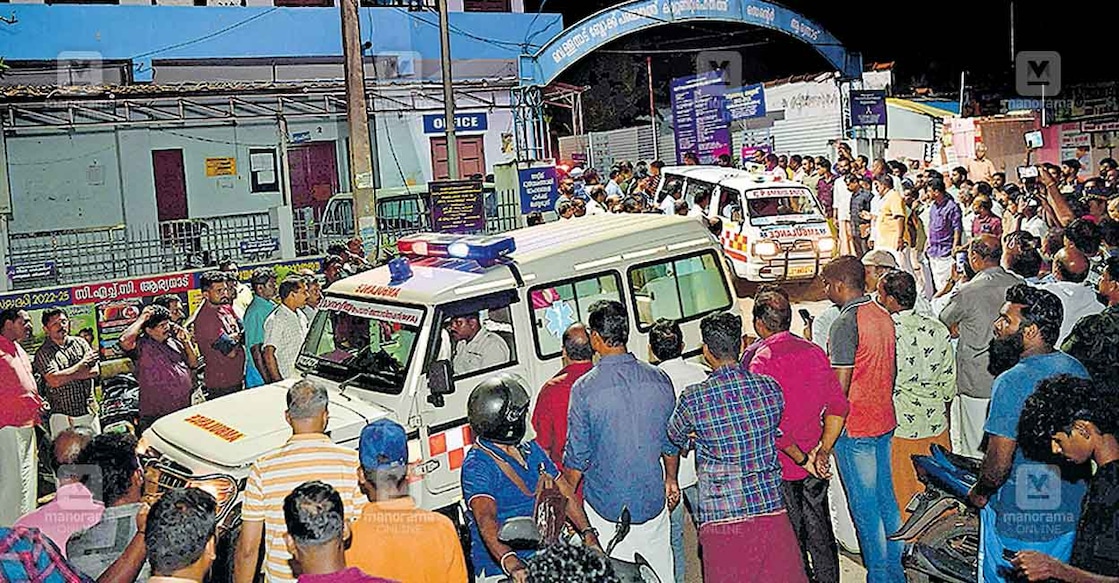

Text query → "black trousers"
[782,476,841,583]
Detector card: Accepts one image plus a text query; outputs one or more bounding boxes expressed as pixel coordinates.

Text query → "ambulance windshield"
[296,296,424,395]
[745,188,823,226]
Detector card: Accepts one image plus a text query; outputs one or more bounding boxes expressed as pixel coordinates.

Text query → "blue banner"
[725,83,766,120]
[518,166,558,215]
[671,72,732,165]
[520,0,860,86]
[422,112,489,134]
[850,90,887,127]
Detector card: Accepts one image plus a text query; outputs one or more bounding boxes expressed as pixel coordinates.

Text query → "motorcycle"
[889,444,980,583]
[496,506,661,583]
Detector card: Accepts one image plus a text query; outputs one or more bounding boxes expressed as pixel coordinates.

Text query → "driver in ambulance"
[446,312,510,374]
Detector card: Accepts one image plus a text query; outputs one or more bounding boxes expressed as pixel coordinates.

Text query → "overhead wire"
[130,8,280,61]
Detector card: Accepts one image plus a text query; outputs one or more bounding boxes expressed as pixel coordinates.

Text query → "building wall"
[4,92,518,233]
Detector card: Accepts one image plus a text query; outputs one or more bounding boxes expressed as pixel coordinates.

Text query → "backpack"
[481,446,569,546]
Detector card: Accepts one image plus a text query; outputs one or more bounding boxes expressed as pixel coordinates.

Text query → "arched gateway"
[511,0,862,159]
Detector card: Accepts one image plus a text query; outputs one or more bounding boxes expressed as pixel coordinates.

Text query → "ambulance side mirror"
[426,360,454,407]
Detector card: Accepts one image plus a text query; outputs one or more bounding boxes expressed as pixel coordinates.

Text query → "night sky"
[526,0,1106,95]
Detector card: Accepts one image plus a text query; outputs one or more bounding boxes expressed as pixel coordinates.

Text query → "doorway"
[431,136,486,180]
[288,141,340,218]
[152,149,188,222]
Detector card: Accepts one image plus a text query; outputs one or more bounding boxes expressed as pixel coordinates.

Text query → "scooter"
[497,506,661,583]
[889,444,980,583]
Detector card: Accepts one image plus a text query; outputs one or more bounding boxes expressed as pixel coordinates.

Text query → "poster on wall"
[0,256,326,366]
[205,157,237,177]
[670,71,732,164]
[1059,125,1093,178]
[850,90,887,127]
[724,83,767,121]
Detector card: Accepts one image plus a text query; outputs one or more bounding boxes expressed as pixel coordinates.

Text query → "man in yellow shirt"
[346,418,467,583]
[874,175,914,274]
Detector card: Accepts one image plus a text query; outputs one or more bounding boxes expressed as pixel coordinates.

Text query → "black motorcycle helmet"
[467,373,531,445]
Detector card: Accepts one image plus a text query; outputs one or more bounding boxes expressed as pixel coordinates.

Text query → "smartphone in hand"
[798,308,813,326]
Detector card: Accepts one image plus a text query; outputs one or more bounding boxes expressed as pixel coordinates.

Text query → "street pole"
[1009,1,1015,65]
[647,56,658,160]
[438,0,459,179]
[339,0,378,261]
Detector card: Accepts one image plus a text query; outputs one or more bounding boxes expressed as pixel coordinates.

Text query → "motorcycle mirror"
[496,517,542,550]
[607,506,632,556]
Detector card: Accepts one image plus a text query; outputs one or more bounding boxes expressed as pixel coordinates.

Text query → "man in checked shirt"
[665,311,807,583]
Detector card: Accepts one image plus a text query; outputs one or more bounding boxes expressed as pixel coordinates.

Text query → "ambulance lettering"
[183,414,245,443]
[762,226,828,240]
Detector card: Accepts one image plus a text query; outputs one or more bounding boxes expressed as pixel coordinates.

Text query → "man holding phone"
[119,305,200,432]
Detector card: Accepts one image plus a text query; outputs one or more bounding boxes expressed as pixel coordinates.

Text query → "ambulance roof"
[327,213,717,306]
[660,165,813,197]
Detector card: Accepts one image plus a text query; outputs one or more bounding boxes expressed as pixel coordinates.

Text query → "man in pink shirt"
[16,428,104,554]
[745,289,849,583]
[0,308,47,525]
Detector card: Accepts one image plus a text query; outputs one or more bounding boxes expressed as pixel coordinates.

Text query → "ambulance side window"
[628,251,733,329]
[685,179,715,210]
[529,272,623,359]
[439,295,518,379]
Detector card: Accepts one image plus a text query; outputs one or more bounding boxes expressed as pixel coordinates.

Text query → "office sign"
[422,112,489,134]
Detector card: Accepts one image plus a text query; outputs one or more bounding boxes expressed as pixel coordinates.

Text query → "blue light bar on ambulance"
[397,233,516,264]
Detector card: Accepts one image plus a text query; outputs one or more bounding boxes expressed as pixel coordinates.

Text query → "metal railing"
[6,212,279,290]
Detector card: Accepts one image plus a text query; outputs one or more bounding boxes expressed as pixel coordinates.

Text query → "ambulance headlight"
[753,240,780,257]
[817,237,835,254]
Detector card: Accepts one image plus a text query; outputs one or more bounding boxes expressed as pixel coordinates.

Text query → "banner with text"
[430,179,486,234]
[671,71,732,164]
[725,83,767,120]
[518,166,559,214]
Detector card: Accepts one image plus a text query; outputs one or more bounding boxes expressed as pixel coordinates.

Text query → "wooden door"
[430,136,487,180]
[288,141,339,217]
[152,149,188,222]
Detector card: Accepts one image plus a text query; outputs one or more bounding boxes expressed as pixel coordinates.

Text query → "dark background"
[523,0,1105,131]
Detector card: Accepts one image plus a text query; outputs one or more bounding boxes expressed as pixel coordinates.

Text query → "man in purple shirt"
[746,290,849,583]
[119,305,199,432]
[925,177,964,291]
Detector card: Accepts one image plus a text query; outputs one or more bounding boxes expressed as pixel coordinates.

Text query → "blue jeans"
[669,485,696,583]
[834,431,906,583]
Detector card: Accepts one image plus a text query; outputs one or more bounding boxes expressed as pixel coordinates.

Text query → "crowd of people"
[4,141,1119,583]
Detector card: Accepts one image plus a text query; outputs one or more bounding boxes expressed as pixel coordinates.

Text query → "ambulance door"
[420,290,528,496]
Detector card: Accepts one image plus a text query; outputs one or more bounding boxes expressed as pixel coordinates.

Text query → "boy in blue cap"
[345,418,467,583]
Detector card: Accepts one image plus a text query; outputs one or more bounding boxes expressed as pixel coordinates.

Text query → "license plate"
[787,264,815,278]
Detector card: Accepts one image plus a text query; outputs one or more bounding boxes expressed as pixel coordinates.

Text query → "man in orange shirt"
[346,418,467,583]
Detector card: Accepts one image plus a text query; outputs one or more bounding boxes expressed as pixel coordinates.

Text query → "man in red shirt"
[0,308,46,525]
[747,290,848,583]
[531,322,593,473]
[193,271,246,399]
[820,256,904,583]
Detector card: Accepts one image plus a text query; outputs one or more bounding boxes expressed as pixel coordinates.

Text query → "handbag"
[481,446,569,546]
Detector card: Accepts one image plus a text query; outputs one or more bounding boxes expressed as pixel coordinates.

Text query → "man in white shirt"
[261,276,309,382]
[447,312,509,374]
[650,319,708,583]
[1037,248,1104,346]
[833,167,854,256]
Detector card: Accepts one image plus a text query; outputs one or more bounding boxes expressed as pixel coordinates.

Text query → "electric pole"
[340,0,378,261]
[438,0,459,180]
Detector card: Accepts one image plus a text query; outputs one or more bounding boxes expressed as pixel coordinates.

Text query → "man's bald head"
[1054,246,1090,283]
[969,234,1003,268]
[562,323,593,362]
[53,427,94,481]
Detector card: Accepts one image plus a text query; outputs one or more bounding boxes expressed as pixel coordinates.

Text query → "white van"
[137,213,738,576]
[656,165,834,281]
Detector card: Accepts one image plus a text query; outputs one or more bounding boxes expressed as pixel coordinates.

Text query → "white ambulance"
[656,165,835,281]
[137,213,738,576]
